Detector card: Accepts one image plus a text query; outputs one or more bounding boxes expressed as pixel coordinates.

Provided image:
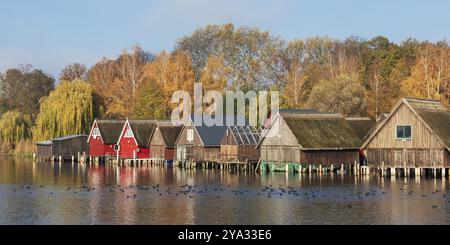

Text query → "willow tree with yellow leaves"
[33,79,94,142]
[0,111,32,144]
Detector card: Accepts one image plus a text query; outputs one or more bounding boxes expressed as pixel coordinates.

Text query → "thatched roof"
[283,114,362,150]
[158,126,183,147]
[96,119,126,144]
[128,120,156,147]
[345,117,374,140]
[406,98,450,149]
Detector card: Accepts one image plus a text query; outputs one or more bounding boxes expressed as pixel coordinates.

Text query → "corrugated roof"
[406,98,450,149]
[345,117,374,140]
[52,134,88,141]
[96,119,126,144]
[36,140,52,146]
[283,114,362,149]
[128,120,156,147]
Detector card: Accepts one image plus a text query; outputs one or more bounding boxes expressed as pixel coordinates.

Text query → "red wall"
[89,136,105,157]
[118,124,151,159]
[88,122,117,157]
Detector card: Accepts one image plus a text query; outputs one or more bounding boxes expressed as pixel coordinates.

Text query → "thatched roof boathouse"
[362,98,450,176]
[257,111,362,173]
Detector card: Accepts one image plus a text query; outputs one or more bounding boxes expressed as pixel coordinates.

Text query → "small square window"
[396,125,411,139]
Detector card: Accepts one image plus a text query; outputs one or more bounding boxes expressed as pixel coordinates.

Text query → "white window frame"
[124,127,134,138]
[92,127,101,137]
[395,124,412,140]
[187,129,194,142]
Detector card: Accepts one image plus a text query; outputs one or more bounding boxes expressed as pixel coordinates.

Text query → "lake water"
[0,156,449,225]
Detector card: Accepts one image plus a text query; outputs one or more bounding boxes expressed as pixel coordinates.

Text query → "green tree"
[133,80,168,119]
[33,79,93,141]
[0,67,54,118]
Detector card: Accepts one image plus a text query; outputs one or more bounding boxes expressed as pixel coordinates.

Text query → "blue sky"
[0,0,449,78]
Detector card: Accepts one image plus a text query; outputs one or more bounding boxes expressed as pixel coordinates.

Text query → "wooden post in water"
[330,164,334,173]
[390,167,395,176]
[309,165,312,174]
[340,163,344,174]
[381,161,385,176]
[433,162,437,178]
[319,164,322,174]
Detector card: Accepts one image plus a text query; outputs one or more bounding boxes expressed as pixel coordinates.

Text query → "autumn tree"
[199,55,231,91]
[33,79,93,141]
[59,63,87,81]
[402,41,450,106]
[175,23,286,90]
[307,74,367,116]
[143,51,195,111]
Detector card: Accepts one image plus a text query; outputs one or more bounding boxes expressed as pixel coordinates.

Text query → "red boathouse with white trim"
[87,119,125,157]
[116,119,156,159]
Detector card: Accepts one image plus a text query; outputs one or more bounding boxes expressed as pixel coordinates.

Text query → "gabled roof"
[345,117,374,141]
[95,119,126,144]
[157,126,183,147]
[196,125,228,146]
[362,98,450,150]
[127,120,156,147]
[281,113,361,150]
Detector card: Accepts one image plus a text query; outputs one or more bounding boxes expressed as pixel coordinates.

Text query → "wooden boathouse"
[36,135,89,161]
[362,98,450,176]
[87,119,125,158]
[220,125,261,163]
[36,140,53,159]
[175,114,228,163]
[148,122,183,163]
[257,111,362,173]
[116,119,156,159]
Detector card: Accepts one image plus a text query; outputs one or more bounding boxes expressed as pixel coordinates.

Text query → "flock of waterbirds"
[7,182,450,209]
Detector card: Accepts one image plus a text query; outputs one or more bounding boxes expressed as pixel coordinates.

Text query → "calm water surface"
[0,156,449,225]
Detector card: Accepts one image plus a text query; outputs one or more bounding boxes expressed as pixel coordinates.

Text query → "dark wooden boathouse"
[51,134,89,160]
[362,98,450,170]
[36,140,53,158]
